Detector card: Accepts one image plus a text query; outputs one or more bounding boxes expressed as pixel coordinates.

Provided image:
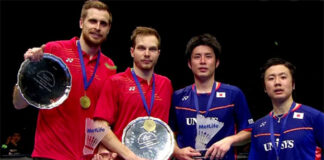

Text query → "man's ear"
[187,60,192,70]
[215,59,220,69]
[130,47,134,58]
[79,19,83,29]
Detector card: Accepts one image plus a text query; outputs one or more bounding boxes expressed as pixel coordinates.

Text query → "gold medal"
[80,95,91,109]
[143,119,156,132]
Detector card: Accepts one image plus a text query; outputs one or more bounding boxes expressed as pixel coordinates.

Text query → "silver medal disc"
[17,53,72,109]
[122,116,174,160]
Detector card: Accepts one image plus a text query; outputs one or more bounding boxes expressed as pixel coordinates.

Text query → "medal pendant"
[80,95,91,109]
[143,119,156,132]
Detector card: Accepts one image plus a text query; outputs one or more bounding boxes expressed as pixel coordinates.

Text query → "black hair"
[260,57,296,83]
[185,33,221,61]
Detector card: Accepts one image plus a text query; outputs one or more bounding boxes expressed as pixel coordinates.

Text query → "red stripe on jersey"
[209,104,235,111]
[283,127,313,134]
[315,147,322,160]
[254,133,280,138]
[176,104,235,114]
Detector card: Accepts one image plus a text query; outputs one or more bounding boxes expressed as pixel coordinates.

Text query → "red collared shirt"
[32,37,116,160]
[94,67,173,140]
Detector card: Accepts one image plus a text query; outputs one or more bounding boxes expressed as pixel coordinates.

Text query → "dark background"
[1,0,323,155]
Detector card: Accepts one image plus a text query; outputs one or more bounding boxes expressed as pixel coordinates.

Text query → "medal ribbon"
[77,40,100,90]
[269,102,295,160]
[131,69,155,116]
[192,82,216,116]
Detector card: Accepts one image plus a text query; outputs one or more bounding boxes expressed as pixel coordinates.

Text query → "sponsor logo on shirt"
[263,138,294,151]
[182,96,189,101]
[216,92,226,98]
[186,117,219,125]
[129,86,136,91]
[259,121,267,127]
[66,58,73,63]
[293,112,304,119]
[248,118,254,124]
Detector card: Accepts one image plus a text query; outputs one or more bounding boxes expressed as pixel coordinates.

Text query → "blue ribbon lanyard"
[269,102,296,160]
[131,69,155,116]
[77,40,100,91]
[192,82,216,116]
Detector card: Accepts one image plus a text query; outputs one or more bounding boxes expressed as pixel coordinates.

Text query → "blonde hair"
[80,0,112,25]
[130,26,161,48]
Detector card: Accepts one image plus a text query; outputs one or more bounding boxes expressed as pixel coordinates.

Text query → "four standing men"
[10,1,323,159]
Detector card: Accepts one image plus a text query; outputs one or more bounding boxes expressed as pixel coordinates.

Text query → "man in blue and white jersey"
[169,33,254,160]
[248,58,324,160]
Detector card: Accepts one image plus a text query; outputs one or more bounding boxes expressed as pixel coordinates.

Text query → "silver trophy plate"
[122,116,174,160]
[17,53,72,109]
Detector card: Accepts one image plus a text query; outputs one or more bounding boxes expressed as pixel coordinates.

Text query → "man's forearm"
[12,85,28,109]
[231,130,251,146]
[95,120,138,160]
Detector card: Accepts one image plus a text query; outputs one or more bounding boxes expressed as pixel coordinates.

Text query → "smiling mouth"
[90,32,102,39]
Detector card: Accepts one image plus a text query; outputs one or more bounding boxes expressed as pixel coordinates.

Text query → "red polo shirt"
[32,37,116,160]
[94,67,173,140]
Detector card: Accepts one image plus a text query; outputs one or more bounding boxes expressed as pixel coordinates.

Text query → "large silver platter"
[122,116,174,160]
[17,53,72,109]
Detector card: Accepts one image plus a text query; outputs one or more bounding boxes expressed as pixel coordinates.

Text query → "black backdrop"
[1,0,323,155]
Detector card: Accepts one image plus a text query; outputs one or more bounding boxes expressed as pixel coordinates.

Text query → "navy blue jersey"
[249,104,324,160]
[169,82,253,160]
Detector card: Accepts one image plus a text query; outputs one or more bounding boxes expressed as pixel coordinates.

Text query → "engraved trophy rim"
[122,116,175,160]
[17,53,72,109]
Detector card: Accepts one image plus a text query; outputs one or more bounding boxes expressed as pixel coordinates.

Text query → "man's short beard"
[83,32,106,48]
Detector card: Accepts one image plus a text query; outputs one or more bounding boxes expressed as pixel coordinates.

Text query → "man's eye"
[149,47,158,52]
[100,21,108,27]
[137,46,146,51]
[206,55,213,58]
[89,19,97,23]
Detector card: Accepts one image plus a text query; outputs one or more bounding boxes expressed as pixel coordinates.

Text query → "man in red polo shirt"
[12,1,116,159]
[93,26,173,159]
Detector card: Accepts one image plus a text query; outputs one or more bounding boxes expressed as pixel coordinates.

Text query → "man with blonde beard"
[12,1,116,159]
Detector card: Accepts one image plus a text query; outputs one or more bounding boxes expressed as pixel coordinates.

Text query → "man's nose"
[200,56,206,63]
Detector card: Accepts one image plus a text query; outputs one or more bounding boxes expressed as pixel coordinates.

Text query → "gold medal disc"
[80,96,91,109]
[143,119,156,132]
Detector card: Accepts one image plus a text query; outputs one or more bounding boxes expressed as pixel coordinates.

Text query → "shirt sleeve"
[248,136,258,160]
[168,93,178,132]
[93,77,118,125]
[43,41,63,57]
[233,87,253,131]
[43,42,54,55]
[248,124,262,160]
[313,111,324,149]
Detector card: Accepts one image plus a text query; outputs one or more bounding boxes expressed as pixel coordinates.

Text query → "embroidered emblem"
[66,58,73,63]
[129,86,135,91]
[182,96,189,101]
[105,63,117,70]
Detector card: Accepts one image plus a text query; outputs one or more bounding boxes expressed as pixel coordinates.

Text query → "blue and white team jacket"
[249,103,324,160]
[169,82,253,160]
